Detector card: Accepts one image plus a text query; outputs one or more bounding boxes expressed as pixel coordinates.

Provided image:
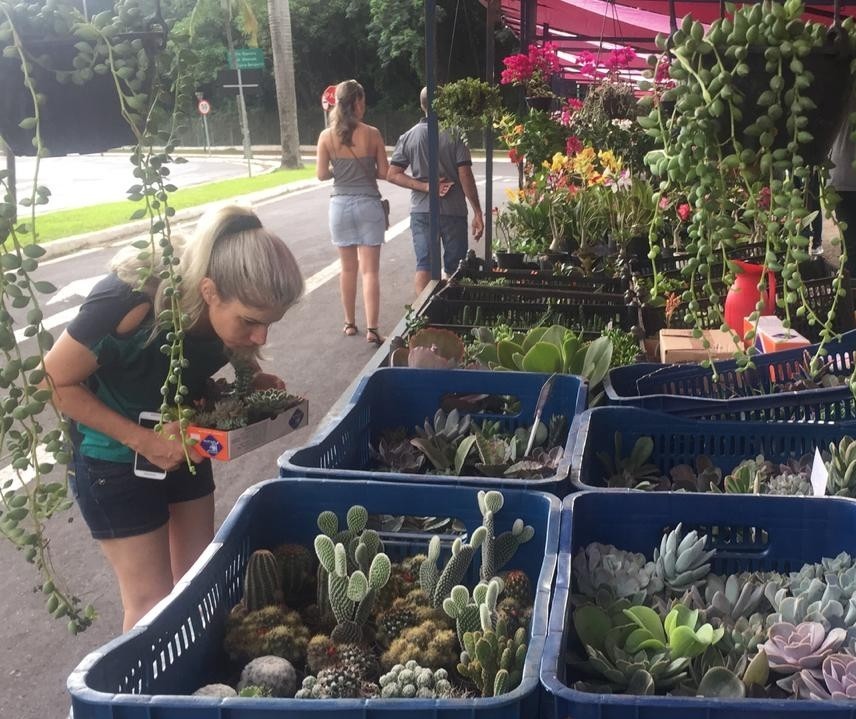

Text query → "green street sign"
[227,48,264,70]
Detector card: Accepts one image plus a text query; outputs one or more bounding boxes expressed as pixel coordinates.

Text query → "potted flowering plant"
[500,41,561,109]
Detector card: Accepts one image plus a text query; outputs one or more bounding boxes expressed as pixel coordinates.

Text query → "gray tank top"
[331,156,380,197]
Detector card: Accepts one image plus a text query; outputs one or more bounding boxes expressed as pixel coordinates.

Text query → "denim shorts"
[70,453,215,540]
[410,213,468,274]
[329,194,385,247]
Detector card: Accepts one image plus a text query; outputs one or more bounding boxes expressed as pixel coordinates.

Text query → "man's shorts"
[70,453,215,540]
[410,212,468,275]
[329,195,386,247]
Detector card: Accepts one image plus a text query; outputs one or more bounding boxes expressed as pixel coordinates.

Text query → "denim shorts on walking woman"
[329,194,386,247]
[70,453,215,540]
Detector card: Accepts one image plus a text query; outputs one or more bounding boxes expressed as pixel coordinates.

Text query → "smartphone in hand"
[134,411,167,479]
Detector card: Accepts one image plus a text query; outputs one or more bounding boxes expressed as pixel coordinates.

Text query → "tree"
[267,0,301,168]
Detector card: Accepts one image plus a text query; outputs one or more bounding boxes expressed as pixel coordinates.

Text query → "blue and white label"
[200,435,223,456]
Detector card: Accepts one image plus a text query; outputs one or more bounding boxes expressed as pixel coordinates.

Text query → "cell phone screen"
[135,415,166,478]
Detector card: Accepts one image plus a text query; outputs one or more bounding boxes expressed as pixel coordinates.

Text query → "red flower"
[565,135,583,156]
[508,148,520,164]
[758,186,771,210]
[677,203,691,222]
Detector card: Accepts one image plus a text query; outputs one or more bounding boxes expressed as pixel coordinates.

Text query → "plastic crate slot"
[439,392,521,416]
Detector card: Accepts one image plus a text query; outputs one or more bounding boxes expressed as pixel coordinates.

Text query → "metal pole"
[4,140,16,226]
[223,0,253,177]
[202,113,212,155]
[426,0,441,281]
[485,0,498,269]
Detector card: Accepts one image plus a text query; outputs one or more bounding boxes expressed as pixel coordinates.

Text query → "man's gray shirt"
[390,117,472,217]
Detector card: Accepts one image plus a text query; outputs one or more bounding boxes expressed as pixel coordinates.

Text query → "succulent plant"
[826,436,856,497]
[719,456,774,494]
[295,663,362,699]
[763,621,847,694]
[573,542,663,605]
[716,614,769,661]
[443,580,503,647]
[306,634,338,675]
[496,596,533,636]
[378,661,462,698]
[668,455,722,492]
[597,433,667,490]
[420,532,486,608]
[457,618,527,697]
[653,523,714,594]
[244,388,301,420]
[270,543,316,607]
[223,605,310,665]
[797,653,856,700]
[500,569,533,604]
[766,472,812,496]
[237,655,297,698]
[371,431,426,474]
[698,574,768,623]
[380,618,460,671]
[375,555,424,612]
[243,549,283,612]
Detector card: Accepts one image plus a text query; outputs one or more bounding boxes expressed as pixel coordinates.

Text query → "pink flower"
[658,195,670,210]
[758,186,771,210]
[605,47,637,72]
[565,135,583,156]
[677,203,691,222]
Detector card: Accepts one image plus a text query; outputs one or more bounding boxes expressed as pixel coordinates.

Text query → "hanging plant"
[434,77,503,141]
[0,0,195,632]
[638,0,856,385]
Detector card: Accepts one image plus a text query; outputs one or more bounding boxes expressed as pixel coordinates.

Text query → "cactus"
[306,634,338,675]
[272,543,316,607]
[232,359,255,398]
[443,579,502,647]
[457,619,527,697]
[314,534,391,645]
[380,618,460,671]
[500,569,533,604]
[420,531,487,608]
[243,549,284,612]
[375,555,424,612]
[478,491,503,581]
[378,661,461,698]
[237,655,297,698]
[496,597,533,636]
[223,605,310,665]
[245,388,300,420]
[494,519,535,574]
[295,664,362,699]
[376,592,447,647]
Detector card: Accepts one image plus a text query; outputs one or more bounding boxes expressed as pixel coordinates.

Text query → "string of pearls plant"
[0,0,194,631]
[638,0,856,388]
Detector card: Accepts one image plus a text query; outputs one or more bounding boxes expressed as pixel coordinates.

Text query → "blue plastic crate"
[279,368,587,495]
[604,330,856,421]
[570,406,846,492]
[541,490,856,718]
[68,477,560,719]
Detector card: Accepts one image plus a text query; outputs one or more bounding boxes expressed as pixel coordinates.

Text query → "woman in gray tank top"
[316,79,389,346]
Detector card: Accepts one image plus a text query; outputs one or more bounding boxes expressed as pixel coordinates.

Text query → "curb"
[40,177,323,261]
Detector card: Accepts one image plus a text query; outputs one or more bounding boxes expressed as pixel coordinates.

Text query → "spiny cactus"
[223,605,310,665]
[243,549,283,612]
[378,661,460,698]
[271,543,316,607]
[245,388,299,420]
[457,618,527,697]
[314,533,391,644]
[232,359,255,399]
[500,569,533,604]
[420,531,487,608]
[375,555,424,612]
[443,579,503,647]
[237,655,296,698]
[295,663,362,699]
[653,523,714,593]
[306,634,338,675]
[380,618,460,671]
[494,519,535,575]
[827,436,856,497]
[496,596,533,636]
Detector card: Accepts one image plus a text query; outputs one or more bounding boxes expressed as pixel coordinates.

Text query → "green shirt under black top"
[66,273,228,463]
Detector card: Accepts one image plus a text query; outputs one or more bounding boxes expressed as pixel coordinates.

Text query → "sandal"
[343,322,358,337]
[366,327,384,346]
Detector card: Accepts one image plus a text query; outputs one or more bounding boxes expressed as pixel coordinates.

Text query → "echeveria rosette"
[798,653,856,700]
[763,621,847,695]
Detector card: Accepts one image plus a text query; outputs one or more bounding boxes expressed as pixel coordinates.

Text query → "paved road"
[12,153,279,214]
[0,162,518,719]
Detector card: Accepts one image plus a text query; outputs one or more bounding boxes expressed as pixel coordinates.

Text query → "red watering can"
[723,260,777,336]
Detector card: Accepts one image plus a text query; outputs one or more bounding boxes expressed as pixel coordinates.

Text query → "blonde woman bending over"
[43,206,304,631]
[316,79,389,346]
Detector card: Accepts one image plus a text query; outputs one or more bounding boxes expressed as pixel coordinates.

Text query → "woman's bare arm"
[316,129,333,181]
[43,306,196,470]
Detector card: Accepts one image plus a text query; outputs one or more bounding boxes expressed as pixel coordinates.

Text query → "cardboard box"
[188,399,308,461]
[659,329,740,364]
[742,315,810,354]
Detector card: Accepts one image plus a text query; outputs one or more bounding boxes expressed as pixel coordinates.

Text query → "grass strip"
[30,165,317,244]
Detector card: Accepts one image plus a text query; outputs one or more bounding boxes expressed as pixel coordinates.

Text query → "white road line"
[0,446,54,495]
[13,305,82,343]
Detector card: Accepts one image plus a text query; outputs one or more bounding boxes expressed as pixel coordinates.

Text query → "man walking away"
[388,87,484,295]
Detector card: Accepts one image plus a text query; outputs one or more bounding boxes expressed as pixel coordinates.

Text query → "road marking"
[0,446,54,496]
[47,274,106,305]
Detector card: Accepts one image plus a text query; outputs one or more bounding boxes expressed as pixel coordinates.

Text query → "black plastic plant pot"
[720,36,855,166]
[494,251,527,269]
[0,37,153,156]
[525,95,553,112]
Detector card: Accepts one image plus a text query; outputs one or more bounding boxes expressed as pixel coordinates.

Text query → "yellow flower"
[505,187,523,202]
[549,152,568,172]
[598,149,623,174]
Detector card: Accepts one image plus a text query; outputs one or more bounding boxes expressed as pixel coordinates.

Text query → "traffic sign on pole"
[197,99,211,115]
[321,85,337,111]
[227,48,264,70]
